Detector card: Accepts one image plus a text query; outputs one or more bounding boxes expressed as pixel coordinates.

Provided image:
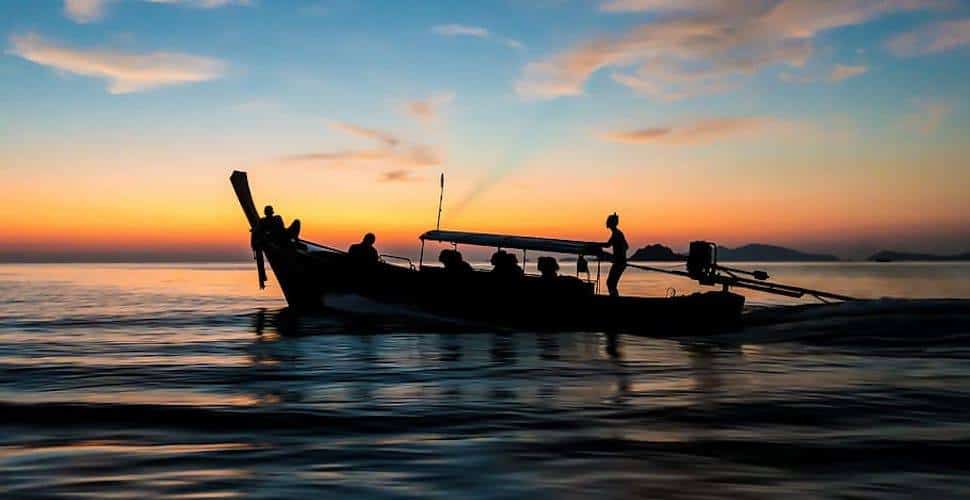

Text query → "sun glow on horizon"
[0,1,967,260]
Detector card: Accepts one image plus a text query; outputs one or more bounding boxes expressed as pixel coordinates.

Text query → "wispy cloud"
[600,117,779,145]
[610,71,734,101]
[281,122,442,181]
[64,0,109,23]
[783,63,868,83]
[518,0,935,100]
[431,24,523,49]
[330,121,400,147]
[280,146,441,169]
[886,18,970,57]
[901,99,950,134]
[599,0,742,14]
[829,63,868,81]
[404,92,455,123]
[8,33,226,94]
[432,24,489,37]
[380,169,423,182]
[63,0,247,23]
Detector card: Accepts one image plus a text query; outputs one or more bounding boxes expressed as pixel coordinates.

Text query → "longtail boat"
[231,171,853,332]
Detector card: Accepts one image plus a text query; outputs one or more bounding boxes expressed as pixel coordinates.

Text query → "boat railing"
[381,254,416,270]
[299,239,347,255]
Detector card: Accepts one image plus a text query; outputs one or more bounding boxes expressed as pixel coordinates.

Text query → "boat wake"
[4,294,967,351]
[263,297,970,352]
[734,298,970,349]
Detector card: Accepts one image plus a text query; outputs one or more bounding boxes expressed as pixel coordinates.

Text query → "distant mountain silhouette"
[630,244,685,261]
[717,244,840,262]
[628,243,838,262]
[868,250,970,262]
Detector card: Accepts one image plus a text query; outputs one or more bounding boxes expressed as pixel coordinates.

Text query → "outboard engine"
[687,241,718,284]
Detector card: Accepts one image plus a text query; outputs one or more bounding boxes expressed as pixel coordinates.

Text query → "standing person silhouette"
[600,213,628,297]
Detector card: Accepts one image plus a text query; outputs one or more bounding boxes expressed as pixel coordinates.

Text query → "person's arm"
[601,232,615,248]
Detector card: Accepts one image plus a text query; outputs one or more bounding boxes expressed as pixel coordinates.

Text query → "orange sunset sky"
[1,1,968,261]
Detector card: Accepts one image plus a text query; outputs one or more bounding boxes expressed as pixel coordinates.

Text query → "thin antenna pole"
[435,173,444,231]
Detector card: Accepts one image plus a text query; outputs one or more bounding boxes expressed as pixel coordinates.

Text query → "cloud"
[148,0,245,5]
[8,33,226,94]
[600,117,779,145]
[280,122,442,181]
[610,71,735,101]
[519,0,935,100]
[432,24,490,38]
[901,99,950,134]
[599,0,747,14]
[886,18,970,56]
[64,0,109,23]
[404,92,455,122]
[63,0,247,23]
[829,63,868,81]
[281,149,388,166]
[330,122,400,147]
[431,24,524,49]
[380,169,423,182]
[780,63,868,83]
[280,146,441,169]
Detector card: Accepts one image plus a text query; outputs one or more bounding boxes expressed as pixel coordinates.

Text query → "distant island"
[867,250,970,262]
[717,244,840,262]
[629,244,685,261]
[629,243,839,262]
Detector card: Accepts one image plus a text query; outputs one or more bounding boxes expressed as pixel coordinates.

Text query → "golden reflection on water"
[0,354,254,367]
[0,441,254,459]
[0,263,274,300]
[0,389,266,407]
[2,263,969,498]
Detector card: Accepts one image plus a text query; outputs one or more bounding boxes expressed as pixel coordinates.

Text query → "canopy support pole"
[596,259,603,293]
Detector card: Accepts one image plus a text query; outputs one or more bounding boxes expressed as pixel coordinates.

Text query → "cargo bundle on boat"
[231,171,852,332]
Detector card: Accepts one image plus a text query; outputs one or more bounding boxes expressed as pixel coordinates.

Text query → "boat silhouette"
[231,171,851,333]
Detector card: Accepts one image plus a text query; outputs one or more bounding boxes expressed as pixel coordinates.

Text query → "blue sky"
[0,0,968,260]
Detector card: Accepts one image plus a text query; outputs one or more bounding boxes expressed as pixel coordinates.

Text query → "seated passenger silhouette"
[252,205,300,249]
[537,256,559,279]
[490,250,523,278]
[348,233,380,267]
[439,249,473,273]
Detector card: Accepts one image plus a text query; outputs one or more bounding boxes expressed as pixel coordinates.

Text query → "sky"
[0,0,968,261]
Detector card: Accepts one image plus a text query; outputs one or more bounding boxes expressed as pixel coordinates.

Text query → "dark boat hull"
[230,170,744,333]
[260,243,745,334]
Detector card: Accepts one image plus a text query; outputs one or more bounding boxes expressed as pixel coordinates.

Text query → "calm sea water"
[1,262,969,498]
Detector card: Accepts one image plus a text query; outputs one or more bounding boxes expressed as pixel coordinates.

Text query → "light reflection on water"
[0,263,969,498]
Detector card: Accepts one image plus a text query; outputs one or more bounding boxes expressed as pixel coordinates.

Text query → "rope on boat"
[623,261,856,302]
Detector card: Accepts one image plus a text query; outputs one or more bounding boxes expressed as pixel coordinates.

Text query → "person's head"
[537,256,559,278]
[490,250,507,267]
[362,233,376,246]
[606,212,619,229]
[439,249,460,266]
[264,205,275,217]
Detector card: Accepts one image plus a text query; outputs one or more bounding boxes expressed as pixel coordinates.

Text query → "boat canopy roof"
[420,230,603,256]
